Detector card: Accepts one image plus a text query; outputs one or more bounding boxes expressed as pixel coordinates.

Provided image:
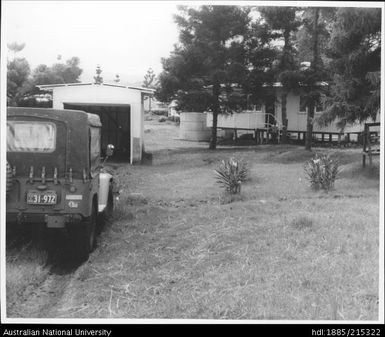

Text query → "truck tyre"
[6,161,13,194]
[72,202,97,262]
[104,185,114,219]
[97,185,114,233]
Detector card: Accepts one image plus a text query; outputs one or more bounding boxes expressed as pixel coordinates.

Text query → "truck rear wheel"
[72,203,97,262]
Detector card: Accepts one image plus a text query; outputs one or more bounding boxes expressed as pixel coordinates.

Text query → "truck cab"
[6,107,115,261]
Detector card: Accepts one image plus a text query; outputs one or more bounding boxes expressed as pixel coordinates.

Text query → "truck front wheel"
[97,185,114,232]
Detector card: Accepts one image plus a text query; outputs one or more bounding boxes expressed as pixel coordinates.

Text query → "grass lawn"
[6,122,380,321]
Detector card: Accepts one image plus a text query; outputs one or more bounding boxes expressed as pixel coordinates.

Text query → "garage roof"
[37,82,155,94]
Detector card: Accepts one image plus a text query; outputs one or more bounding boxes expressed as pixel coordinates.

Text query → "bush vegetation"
[214,158,248,195]
[151,109,168,116]
[304,153,341,191]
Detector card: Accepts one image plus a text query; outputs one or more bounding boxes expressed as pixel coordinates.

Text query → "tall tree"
[7,42,31,106]
[296,7,333,150]
[258,7,301,143]
[143,68,157,112]
[93,65,103,84]
[157,5,251,149]
[143,68,156,88]
[243,10,278,103]
[7,42,26,58]
[32,56,82,85]
[320,7,381,127]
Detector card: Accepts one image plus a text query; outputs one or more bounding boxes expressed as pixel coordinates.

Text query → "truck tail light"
[29,166,34,183]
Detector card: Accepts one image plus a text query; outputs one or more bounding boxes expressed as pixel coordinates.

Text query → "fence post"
[362,124,368,168]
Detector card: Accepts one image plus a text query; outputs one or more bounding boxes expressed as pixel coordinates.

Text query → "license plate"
[27,190,57,205]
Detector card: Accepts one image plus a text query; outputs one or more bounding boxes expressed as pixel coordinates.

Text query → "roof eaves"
[37,82,155,93]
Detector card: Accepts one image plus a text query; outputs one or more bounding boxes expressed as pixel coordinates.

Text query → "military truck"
[6,107,116,261]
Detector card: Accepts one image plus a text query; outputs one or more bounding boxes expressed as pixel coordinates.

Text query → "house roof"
[203,81,329,91]
[36,82,155,94]
[263,81,329,88]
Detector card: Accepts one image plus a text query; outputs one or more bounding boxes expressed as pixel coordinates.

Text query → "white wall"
[276,90,371,133]
[51,84,144,163]
[206,111,265,129]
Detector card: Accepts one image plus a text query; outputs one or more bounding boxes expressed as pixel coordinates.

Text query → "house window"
[299,96,323,114]
[315,101,323,113]
[254,103,263,112]
[299,96,307,114]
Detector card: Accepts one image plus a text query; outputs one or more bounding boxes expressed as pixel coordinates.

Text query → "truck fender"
[98,172,113,213]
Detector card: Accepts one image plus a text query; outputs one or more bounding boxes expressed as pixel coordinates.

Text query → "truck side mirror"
[106,144,114,157]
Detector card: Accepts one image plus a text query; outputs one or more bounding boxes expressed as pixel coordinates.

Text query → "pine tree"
[296,7,333,150]
[94,65,103,84]
[321,7,381,127]
[7,42,31,106]
[258,7,301,143]
[157,5,251,150]
[143,68,156,88]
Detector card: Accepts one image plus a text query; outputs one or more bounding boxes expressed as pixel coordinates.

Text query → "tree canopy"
[320,7,381,127]
[7,57,31,106]
[31,57,82,86]
[143,68,157,88]
[7,42,83,107]
[156,5,251,149]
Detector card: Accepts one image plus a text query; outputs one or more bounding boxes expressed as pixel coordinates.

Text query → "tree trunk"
[305,102,315,150]
[209,83,220,150]
[282,29,291,69]
[281,93,288,143]
[312,8,320,74]
[305,7,320,151]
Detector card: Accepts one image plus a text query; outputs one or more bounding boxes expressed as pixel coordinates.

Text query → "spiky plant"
[214,158,248,194]
[304,153,341,191]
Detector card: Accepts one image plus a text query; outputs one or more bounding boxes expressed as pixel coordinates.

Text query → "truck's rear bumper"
[6,212,83,228]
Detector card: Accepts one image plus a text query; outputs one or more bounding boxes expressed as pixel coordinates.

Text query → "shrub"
[151,109,168,116]
[158,116,167,122]
[304,153,341,191]
[167,115,180,124]
[214,158,248,194]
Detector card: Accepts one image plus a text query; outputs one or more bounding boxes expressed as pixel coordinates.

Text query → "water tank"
[180,112,211,141]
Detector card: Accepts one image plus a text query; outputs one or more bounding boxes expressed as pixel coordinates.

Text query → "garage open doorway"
[64,103,131,161]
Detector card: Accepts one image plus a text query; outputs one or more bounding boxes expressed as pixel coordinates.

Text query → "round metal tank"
[180,112,211,141]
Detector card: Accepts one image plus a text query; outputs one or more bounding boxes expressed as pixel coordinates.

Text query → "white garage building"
[38,82,154,164]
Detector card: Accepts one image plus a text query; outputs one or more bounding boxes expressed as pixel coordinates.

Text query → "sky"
[2,1,181,85]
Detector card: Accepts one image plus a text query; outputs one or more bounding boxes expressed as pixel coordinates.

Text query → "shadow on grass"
[339,162,380,180]
[6,225,89,275]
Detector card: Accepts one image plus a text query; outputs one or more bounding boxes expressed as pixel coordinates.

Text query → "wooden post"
[338,133,342,148]
[362,124,368,168]
[329,134,332,143]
